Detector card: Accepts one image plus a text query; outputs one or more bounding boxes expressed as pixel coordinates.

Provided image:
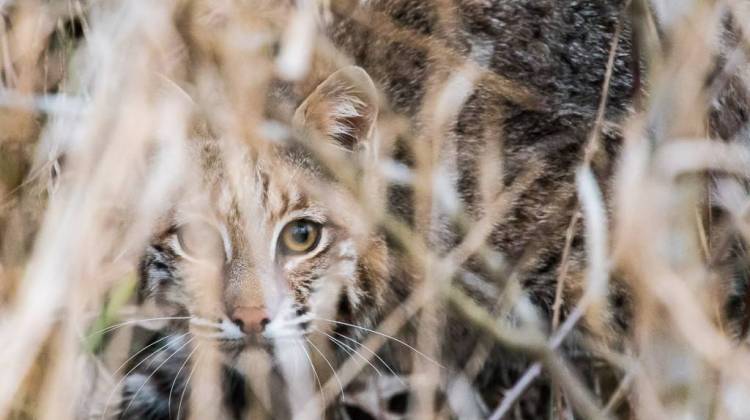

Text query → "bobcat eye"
[279,220,322,255]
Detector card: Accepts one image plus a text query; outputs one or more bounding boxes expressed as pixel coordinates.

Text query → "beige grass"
[2,0,750,419]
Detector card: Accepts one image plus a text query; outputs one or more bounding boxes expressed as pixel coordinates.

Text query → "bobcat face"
[138,67,390,358]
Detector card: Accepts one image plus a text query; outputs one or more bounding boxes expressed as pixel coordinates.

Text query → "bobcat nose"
[231,306,270,334]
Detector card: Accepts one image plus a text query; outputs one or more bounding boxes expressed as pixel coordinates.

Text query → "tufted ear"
[293,66,379,151]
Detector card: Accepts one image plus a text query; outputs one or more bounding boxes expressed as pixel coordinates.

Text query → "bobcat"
[116,0,749,419]
[120,65,419,419]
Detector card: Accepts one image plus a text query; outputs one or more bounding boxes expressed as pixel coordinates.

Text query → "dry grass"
[2,0,750,419]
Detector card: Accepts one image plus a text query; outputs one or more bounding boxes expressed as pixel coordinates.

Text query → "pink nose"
[231,306,270,334]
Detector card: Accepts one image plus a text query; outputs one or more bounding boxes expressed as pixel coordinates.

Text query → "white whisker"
[266,314,313,333]
[189,331,236,339]
[266,328,308,340]
[296,340,324,394]
[89,316,192,337]
[100,332,190,420]
[305,338,345,400]
[333,331,406,386]
[168,343,201,416]
[177,350,205,420]
[188,318,223,330]
[121,336,195,417]
[314,328,382,376]
[112,334,174,376]
[312,317,444,368]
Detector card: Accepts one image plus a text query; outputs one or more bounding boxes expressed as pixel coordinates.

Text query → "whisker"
[111,334,175,376]
[305,338,345,400]
[333,331,406,386]
[88,316,192,337]
[315,331,357,369]
[266,329,309,340]
[168,343,201,417]
[190,331,237,339]
[295,339,324,395]
[275,313,314,324]
[267,331,304,340]
[121,336,195,417]
[100,332,190,420]
[177,350,205,420]
[314,328,382,376]
[312,317,444,368]
[188,318,223,330]
[268,335,312,342]
[266,314,313,333]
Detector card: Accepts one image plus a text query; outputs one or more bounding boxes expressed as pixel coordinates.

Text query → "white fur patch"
[219,317,245,340]
[329,93,367,139]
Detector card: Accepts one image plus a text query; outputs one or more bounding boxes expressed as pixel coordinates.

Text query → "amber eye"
[279,220,322,255]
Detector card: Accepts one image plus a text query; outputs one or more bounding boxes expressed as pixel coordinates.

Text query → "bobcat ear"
[294,66,378,151]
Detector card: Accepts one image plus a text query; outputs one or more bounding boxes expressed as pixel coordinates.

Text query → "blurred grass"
[84,272,138,354]
[1,1,750,419]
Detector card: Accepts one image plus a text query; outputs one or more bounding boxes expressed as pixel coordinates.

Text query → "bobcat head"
[137,66,397,362]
